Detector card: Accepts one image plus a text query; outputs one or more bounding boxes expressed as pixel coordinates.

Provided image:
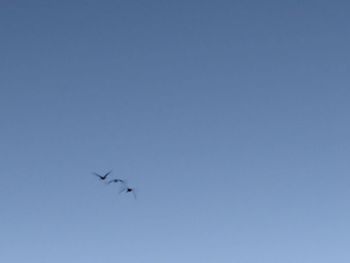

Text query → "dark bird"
[107,179,126,185]
[120,187,136,199]
[93,170,112,181]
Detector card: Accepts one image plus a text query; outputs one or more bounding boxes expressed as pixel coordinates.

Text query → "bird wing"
[104,170,112,177]
[93,172,102,178]
[132,189,137,199]
[119,179,127,186]
[119,179,128,187]
[108,179,125,184]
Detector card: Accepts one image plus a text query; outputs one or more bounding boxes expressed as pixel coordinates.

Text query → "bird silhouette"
[107,178,126,185]
[93,170,112,181]
[120,187,136,199]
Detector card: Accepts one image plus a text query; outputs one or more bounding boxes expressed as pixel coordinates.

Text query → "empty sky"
[1,1,350,262]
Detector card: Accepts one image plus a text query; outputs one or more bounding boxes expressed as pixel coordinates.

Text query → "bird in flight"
[93,170,112,181]
[120,187,137,199]
[107,178,126,185]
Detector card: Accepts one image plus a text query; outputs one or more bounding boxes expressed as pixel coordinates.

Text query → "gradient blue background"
[1,1,350,262]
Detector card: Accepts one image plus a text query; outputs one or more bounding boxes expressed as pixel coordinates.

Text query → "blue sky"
[1,1,350,262]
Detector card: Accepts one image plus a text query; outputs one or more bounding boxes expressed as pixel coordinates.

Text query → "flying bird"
[107,179,126,185]
[120,187,137,199]
[93,170,112,181]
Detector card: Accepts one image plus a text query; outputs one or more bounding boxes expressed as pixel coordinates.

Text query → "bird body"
[93,170,112,180]
[107,179,125,184]
[120,187,136,199]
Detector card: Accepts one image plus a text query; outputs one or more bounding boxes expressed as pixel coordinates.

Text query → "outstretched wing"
[93,172,102,179]
[118,179,127,186]
[108,179,126,185]
[104,170,112,178]
[132,189,137,199]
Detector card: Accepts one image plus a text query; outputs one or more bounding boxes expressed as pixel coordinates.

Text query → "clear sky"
[1,1,350,262]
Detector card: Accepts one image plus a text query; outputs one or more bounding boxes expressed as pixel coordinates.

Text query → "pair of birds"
[93,170,136,199]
